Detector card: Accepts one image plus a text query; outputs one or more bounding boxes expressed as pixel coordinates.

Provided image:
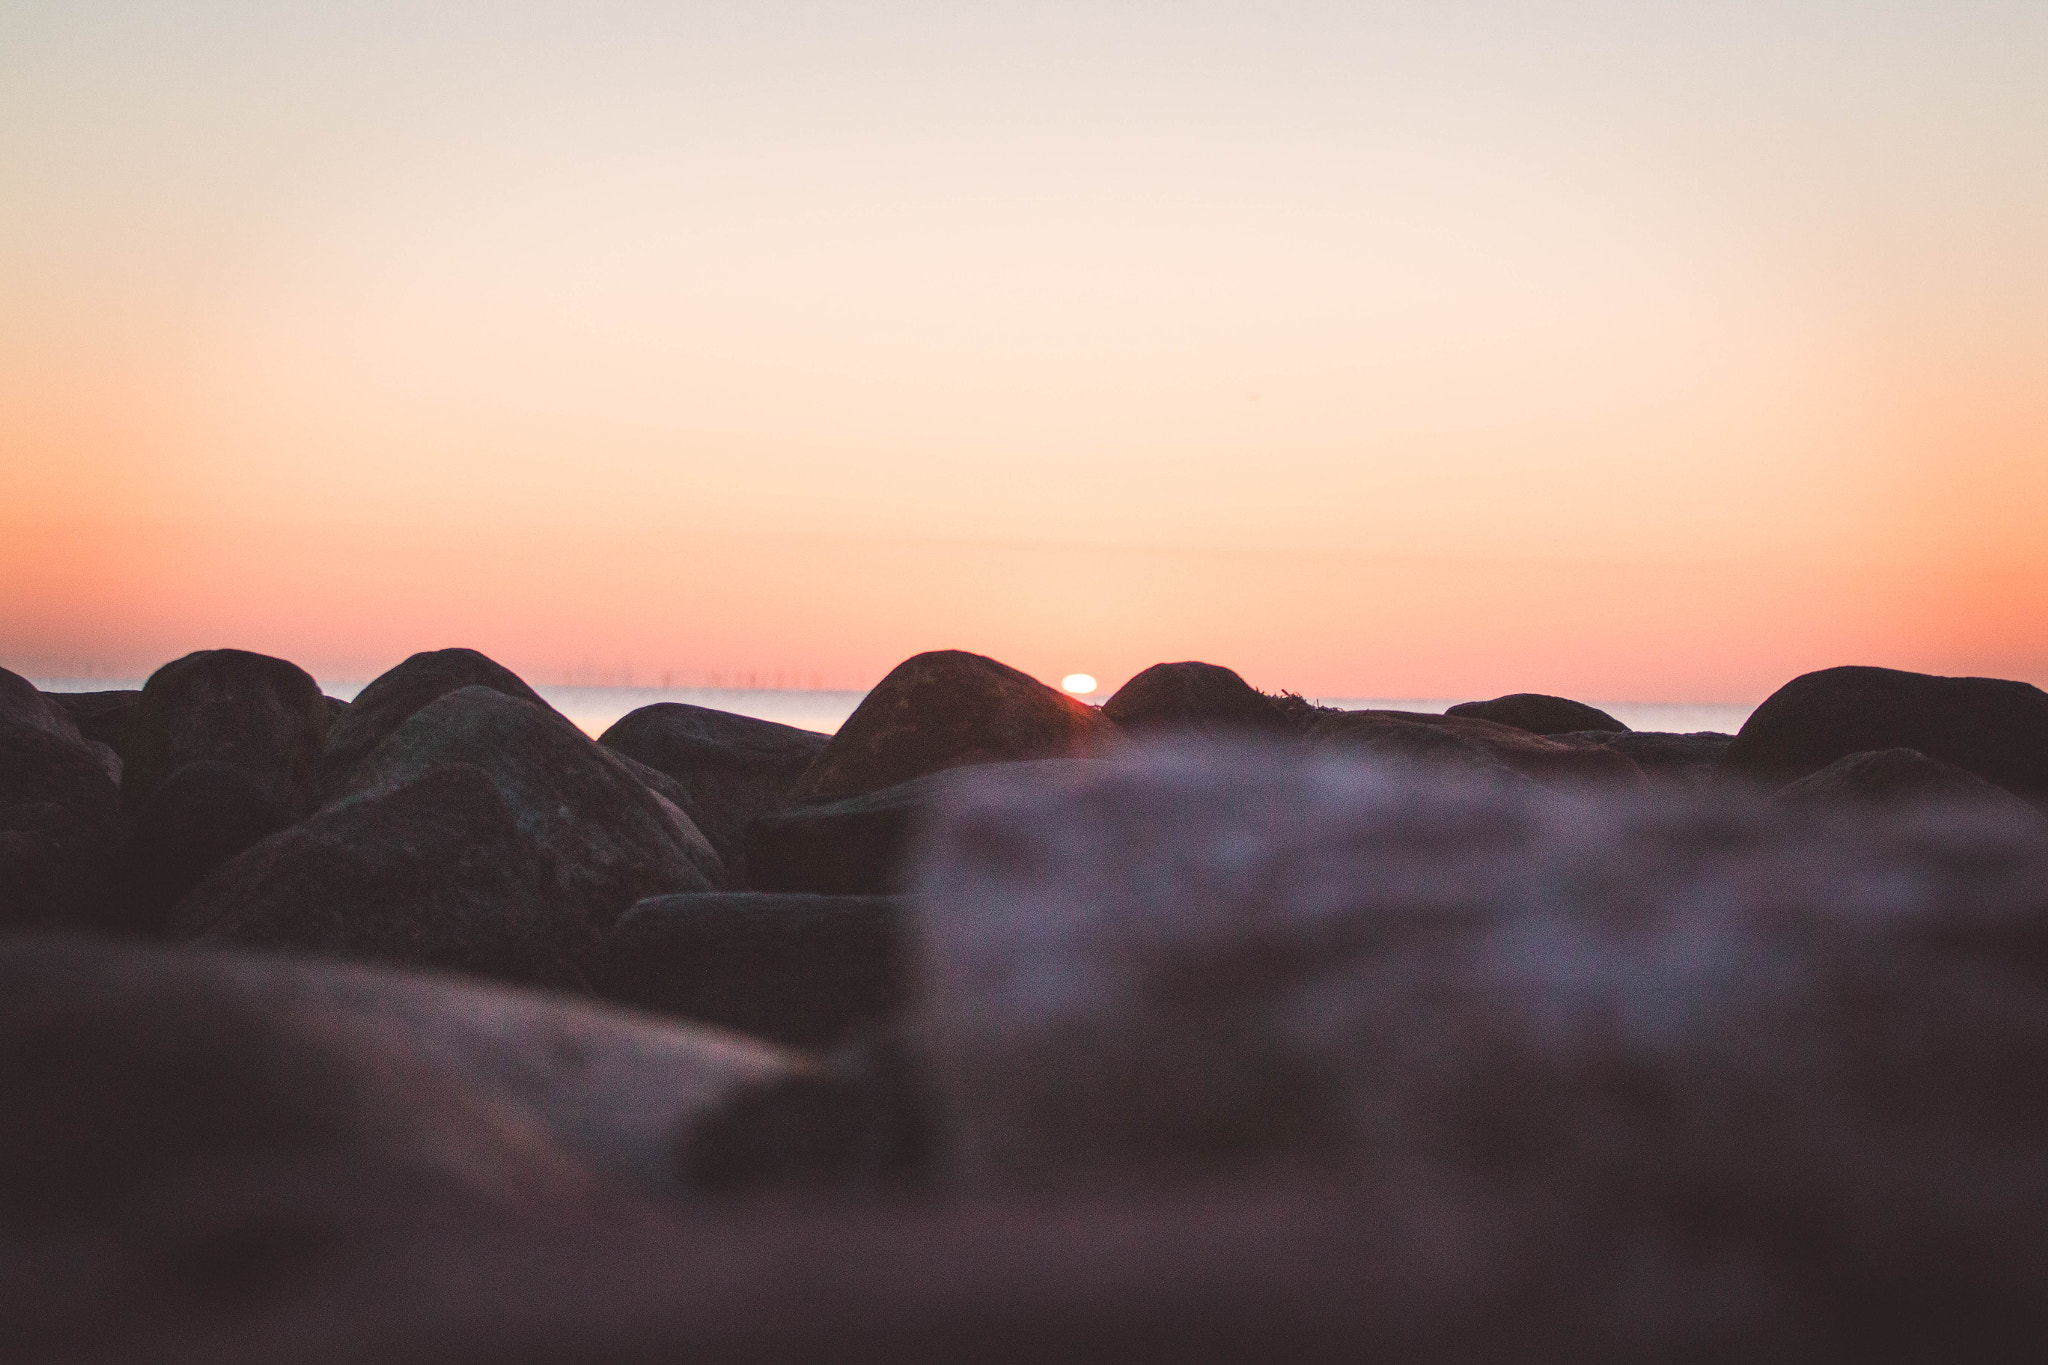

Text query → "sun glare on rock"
[1061,673,1098,695]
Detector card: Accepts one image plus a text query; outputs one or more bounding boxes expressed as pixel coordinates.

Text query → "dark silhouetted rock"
[1775,747,2039,813]
[127,760,293,924]
[317,647,549,799]
[1559,729,1733,787]
[750,760,1097,896]
[600,703,830,880]
[1446,691,1628,735]
[1310,709,1642,786]
[604,893,909,1048]
[122,650,331,820]
[1722,665,2048,806]
[746,778,930,896]
[788,650,1115,804]
[175,764,596,989]
[912,749,2048,1246]
[2,667,83,741]
[1,688,135,935]
[337,683,722,892]
[42,688,139,754]
[1101,661,1295,737]
[0,934,591,1235]
[681,1035,934,1193]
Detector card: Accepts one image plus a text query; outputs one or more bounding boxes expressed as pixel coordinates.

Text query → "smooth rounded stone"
[0,935,591,1234]
[127,760,293,924]
[176,764,596,989]
[317,646,547,800]
[1722,665,2048,806]
[907,746,2048,1322]
[1100,661,1295,737]
[600,703,831,880]
[745,777,933,896]
[603,893,909,1049]
[2,666,86,742]
[787,650,1117,805]
[1775,747,2041,814]
[172,938,792,1193]
[1,713,135,935]
[43,688,140,753]
[1310,709,1642,787]
[338,683,723,895]
[748,759,1103,897]
[1445,691,1628,735]
[1559,729,1733,787]
[122,650,332,821]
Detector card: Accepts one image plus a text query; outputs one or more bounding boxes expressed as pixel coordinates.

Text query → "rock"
[680,1035,934,1192]
[1722,665,2048,806]
[126,760,293,923]
[42,688,139,756]
[0,934,591,1234]
[1775,747,2040,813]
[906,744,2048,1349]
[338,683,722,890]
[1100,662,1295,736]
[122,650,332,820]
[787,650,1116,804]
[174,764,597,989]
[745,776,932,896]
[316,647,549,798]
[1,667,84,741]
[180,686,723,987]
[604,893,909,1048]
[1310,709,1642,786]
[1,701,135,935]
[1445,692,1628,735]
[1562,729,1733,788]
[600,703,830,881]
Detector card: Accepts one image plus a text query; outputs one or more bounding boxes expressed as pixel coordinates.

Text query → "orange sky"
[4,2,2044,699]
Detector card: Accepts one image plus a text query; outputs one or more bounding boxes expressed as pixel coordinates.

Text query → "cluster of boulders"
[4,645,2048,1360]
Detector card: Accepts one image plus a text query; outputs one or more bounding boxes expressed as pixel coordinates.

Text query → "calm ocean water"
[32,678,1754,739]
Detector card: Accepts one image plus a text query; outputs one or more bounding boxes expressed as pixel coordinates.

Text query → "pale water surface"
[33,678,1753,740]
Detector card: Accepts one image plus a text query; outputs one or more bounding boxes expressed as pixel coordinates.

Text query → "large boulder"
[0,935,802,1360]
[122,650,332,820]
[317,647,547,799]
[1445,692,1628,735]
[746,776,931,896]
[0,936,792,1195]
[1100,662,1295,737]
[126,760,294,923]
[2,667,84,742]
[1563,729,1733,788]
[1,673,135,935]
[336,684,722,890]
[0,935,591,1235]
[900,749,2048,1357]
[600,703,829,879]
[604,893,909,1049]
[1310,709,1641,787]
[1722,665,2048,806]
[42,688,139,759]
[787,650,1115,804]
[174,764,598,989]
[1775,747,2040,814]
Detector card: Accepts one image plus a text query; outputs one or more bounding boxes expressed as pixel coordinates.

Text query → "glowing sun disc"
[1061,673,1098,695]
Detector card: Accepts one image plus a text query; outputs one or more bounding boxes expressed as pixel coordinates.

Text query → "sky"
[4,1,2044,701]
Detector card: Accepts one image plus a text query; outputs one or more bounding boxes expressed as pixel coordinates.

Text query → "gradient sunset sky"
[5,1,2044,700]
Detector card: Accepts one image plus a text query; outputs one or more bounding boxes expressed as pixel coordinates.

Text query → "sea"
[31,678,1755,739]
